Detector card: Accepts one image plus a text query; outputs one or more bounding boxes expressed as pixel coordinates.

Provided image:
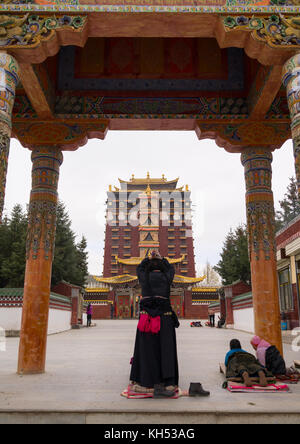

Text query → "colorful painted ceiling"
[3,1,299,151]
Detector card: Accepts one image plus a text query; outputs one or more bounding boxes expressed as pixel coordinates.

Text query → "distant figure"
[217,316,225,329]
[225,339,271,387]
[208,310,215,327]
[87,304,93,327]
[110,302,114,320]
[130,303,134,319]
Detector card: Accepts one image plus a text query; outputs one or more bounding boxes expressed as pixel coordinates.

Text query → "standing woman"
[130,251,179,397]
[87,303,93,327]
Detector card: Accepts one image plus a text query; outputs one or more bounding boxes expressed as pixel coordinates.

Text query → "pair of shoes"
[153,384,176,398]
[189,382,210,397]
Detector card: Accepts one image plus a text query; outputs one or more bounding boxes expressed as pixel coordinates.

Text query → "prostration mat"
[224,381,290,393]
[121,385,189,399]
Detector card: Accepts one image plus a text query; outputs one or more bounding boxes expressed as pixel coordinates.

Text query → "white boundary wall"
[233,307,254,334]
[0,307,72,335]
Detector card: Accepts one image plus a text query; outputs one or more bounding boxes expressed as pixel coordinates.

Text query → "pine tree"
[214,225,251,286]
[51,201,79,286]
[0,204,28,287]
[74,236,89,287]
[276,177,300,230]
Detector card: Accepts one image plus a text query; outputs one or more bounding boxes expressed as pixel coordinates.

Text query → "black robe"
[130,258,179,388]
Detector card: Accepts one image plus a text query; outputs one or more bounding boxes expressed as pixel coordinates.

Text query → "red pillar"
[18,147,63,374]
[241,147,282,354]
[224,287,234,327]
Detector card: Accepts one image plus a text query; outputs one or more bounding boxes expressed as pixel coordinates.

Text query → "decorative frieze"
[223,14,300,48]
[0,14,86,47]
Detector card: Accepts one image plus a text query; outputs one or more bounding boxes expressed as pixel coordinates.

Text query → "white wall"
[0,307,72,335]
[233,307,254,334]
[48,309,72,335]
[0,307,22,331]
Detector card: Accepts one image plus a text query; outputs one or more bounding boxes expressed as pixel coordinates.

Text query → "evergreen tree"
[0,205,28,287]
[276,177,300,230]
[0,201,89,289]
[51,201,79,286]
[214,224,251,286]
[74,236,89,287]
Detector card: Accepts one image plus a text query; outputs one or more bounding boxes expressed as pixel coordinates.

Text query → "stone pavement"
[0,320,300,424]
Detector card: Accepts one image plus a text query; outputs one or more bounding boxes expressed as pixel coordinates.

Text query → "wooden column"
[0,53,20,223]
[241,147,283,354]
[18,147,63,375]
[224,287,234,328]
[282,54,300,196]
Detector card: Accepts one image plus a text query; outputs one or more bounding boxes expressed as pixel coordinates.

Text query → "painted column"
[241,147,283,354]
[282,54,300,195]
[224,287,234,328]
[0,53,20,223]
[18,147,63,375]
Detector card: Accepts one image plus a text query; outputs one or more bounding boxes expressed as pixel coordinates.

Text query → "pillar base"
[17,369,45,376]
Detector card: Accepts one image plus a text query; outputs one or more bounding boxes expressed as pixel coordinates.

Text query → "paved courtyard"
[0,320,300,424]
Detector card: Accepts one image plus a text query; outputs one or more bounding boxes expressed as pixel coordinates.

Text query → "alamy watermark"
[0,327,6,352]
[291,327,300,352]
[102,185,199,235]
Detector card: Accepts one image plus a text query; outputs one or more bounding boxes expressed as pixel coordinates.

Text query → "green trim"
[0,288,71,307]
[0,5,300,13]
[232,292,253,303]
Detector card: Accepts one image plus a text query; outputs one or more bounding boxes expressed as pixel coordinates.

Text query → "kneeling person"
[225,339,272,387]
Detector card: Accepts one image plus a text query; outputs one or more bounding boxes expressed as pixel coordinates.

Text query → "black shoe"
[153,384,176,398]
[189,382,210,397]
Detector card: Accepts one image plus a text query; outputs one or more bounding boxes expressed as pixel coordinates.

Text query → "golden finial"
[109,185,112,192]
[131,174,135,181]
[186,184,189,191]
[162,174,166,181]
[147,172,150,179]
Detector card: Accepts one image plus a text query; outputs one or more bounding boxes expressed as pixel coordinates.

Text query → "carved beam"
[1,14,88,64]
[12,119,109,150]
[217,14,300,65]
[19,63,54,119]
[248,65,283,119]
[195,120,291,153]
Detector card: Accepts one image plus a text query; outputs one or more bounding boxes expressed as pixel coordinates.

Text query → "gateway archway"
[0,2,300,374]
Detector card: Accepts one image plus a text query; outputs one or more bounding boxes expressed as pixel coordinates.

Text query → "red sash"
[137,313,161,334]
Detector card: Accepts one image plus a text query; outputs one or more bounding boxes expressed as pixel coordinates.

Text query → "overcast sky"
[4,132,295,276]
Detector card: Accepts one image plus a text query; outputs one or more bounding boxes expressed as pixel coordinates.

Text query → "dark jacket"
[265,346,286,375]
[137,258,175,299]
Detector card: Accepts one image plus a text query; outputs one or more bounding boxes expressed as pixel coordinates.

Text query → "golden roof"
[114,255,186,266]
[173,275,206,284]
[93,274,138,285]
[92,273,205,286]
[191,287,220,292]
[118,174,179,186]
[85,288,110,293]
